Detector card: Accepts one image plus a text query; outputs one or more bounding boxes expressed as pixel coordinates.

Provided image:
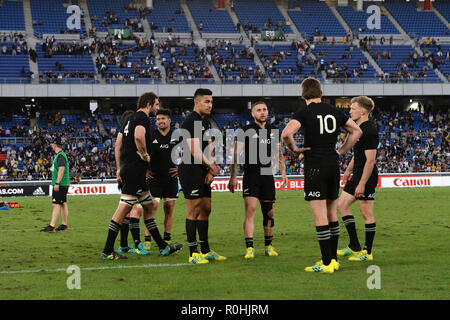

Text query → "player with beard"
[228,101,288,259]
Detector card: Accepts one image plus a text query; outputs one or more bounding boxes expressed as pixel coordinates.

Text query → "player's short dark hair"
[137,92,159,110]
[194,88,213,99]
[301,77,322,100]
[351,96,375,114]
[121,110,134,123]
[156,108,172,118]
[251,101,268,109]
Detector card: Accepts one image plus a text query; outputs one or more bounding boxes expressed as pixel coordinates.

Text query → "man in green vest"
[40,136,70,232]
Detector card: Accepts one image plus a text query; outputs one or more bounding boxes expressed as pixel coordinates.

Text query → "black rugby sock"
[197,220,210,254]
[316,225,332,266]
[129,218,141,248]
[342,215,361,251]
[144,219,167,250]
[103,220,121,255]
[364,223,376,254]
[329,221,340,261]
[186,219,198,255]
[120,217,130,248]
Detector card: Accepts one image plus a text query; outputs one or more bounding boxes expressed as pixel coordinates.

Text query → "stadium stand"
[434,1,450,25]
[314,44,378,82]
[95,39,162,83]
[384,0,449,37]
[256,43,317,83]
[187,0,237,34]
[420,42,450,79]
[0,40,31,83]
[369,45,441,82]
[234,0,292,34]
[159,39,214,83]
[145,0,190,33]
[30,0,85,38]
[36,40,96,83]
[0,0,26,31]
[288,0,346,37]
[336,2,400,34]
[210,42,263,83]
[88,0,145,33]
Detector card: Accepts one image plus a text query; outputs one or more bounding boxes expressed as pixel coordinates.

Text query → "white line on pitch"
[0,263,192,275]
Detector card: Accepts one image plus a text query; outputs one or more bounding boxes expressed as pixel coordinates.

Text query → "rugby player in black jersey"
[101,92,182,260]
[282,78,362,273]
[337,96,378,262]
[144,109,180,247]
[178,88,227,265]
[228,101,288,259]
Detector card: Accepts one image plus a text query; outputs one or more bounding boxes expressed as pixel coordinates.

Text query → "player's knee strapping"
[138,192,153,205]
[261,202,274,228]
[120,195,139,207]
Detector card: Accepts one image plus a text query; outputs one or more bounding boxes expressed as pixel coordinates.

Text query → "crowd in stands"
[206,39,265,83]
[160,37,214,83]
[94,35,161,82]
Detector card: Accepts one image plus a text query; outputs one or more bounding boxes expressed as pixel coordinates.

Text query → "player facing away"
[178,88,227,265]
[337,96,378,262]
[101,92,183,260]
[282,78,362,273]
[114,110,151,256]
[228,101,288,259]
[145,108,180,247]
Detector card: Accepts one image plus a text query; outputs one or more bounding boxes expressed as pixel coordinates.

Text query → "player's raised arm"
[281,119,311,159]
[337,118,362,156]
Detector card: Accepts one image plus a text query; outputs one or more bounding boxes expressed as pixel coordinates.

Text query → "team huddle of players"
[101,77,379,273]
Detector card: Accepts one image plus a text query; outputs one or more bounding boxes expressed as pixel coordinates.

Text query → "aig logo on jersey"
[160,144,169,149]
[305,191,321,198]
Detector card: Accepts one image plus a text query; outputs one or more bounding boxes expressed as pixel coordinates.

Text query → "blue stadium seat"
[0,0,25,31]
[289,1,346,37]
[145,0,190,33]
[234,0,292,34]
[187,0,237,34]
[336,3,400,34]
[384,0,449,37]
[31,0,85,38]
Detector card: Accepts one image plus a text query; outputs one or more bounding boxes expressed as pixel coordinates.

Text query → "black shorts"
[119,166,148,196]
[243,172,275,201]
[304,163,340,201]
[148,177,179,199]
[52,186,69,204]
[343,171,378,200]
[178,165,211,199]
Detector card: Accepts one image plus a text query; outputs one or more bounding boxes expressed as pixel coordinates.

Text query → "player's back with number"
[120,111,151,171]
[294,102,348,165]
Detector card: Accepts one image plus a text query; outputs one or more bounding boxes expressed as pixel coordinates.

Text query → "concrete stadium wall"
[0,83,449,97]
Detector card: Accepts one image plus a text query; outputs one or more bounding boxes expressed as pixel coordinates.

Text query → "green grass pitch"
[0,187,449,300]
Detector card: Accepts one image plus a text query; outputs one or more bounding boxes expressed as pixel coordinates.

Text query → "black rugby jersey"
[293,102,349,165]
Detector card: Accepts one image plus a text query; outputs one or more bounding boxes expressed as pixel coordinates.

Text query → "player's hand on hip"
[205,172,214,185]
[146,170,155,179]
[293,146,310,161]
[137,151,150,163]
[208,162,220,176]
[355,184,365,199]
[228,176,238,193]
[169,167,178,178]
